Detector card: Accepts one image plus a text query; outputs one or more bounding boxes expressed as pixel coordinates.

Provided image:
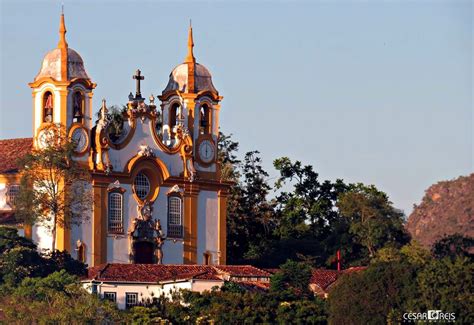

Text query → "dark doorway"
[133,241,154,264]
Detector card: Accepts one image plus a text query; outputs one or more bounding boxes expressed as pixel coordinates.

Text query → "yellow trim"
[92,183,107,266]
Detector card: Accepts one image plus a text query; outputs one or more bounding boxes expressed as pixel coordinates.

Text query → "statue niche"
[128,200,166,264]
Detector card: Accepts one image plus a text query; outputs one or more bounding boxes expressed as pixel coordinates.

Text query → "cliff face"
[406,174,474,248]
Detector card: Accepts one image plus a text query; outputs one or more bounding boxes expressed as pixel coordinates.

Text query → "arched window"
[43,91,54,122]
[169,103,179,129]
[167,196,183,238]
[200,104,211,134]
[72,91,84,123]
[108,192,123,233]
[133,172,150,200]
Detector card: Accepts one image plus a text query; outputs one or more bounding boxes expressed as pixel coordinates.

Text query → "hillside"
[406,173,474,248]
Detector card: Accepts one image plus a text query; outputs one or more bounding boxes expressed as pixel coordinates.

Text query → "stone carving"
[138,144,155,158]
[128,200,166,264]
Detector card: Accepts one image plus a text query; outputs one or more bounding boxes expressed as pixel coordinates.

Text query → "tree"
[0,270,120,323]
[270,260,313,299]
[16,124,92,251]
[431,233,474,260]
[272,157,349,266]
[0,226,86,286]
[328,261,418,325]
[227,151,276,264]
[217,131,240,182]
[337,183,410,258]
[416,257,474,323]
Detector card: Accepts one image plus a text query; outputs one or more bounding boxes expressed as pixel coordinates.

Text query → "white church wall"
[153,187,183,264]
[106,183,132,263]
[71,209,93,265]
[32,219,54,252]
[197,191,219,264]
[107,118,184,177]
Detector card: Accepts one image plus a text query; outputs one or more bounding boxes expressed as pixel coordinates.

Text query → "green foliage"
[140,289,327,324]
[431,233,474,260]
[16,124,92,251]
[328,260,419,325]
[217,131,241,182]
[416,257,474,323]
[337,183,410,257]
[270,260,313,298]
[0,270,120,323]
[227,150,275,264]
[0,226,86,286]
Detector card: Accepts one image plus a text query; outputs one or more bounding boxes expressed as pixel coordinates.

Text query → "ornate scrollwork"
[128,200,166,264]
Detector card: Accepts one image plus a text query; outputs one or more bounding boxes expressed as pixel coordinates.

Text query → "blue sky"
[1,0,472,215]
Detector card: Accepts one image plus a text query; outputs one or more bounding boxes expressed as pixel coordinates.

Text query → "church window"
[72,91,84,123]
[200,104,211,134]
[133,172,150,200]
[108,192,123,233]
[6,185,20,208]
[203,252,211,265]
[43,91,54,122]
[167,196,183,238]
[125,292,138,309]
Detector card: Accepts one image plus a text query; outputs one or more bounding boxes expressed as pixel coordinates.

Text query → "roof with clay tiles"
[0,138,33,174]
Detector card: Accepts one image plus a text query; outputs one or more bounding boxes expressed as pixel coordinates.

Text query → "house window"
[6,185,20,208]
[133,172,150,200]
[108,192,123,233]
[103,292,116,302]
[167,196,183,238]
[125,292,138,309]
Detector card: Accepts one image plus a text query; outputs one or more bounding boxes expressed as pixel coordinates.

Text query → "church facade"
[0,13,230,266]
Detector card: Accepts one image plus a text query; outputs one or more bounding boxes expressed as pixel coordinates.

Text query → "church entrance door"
[133,241,154,264]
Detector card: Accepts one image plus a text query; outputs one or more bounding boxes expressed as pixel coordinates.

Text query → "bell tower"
[159,24,223,180]
[28,10,96,152]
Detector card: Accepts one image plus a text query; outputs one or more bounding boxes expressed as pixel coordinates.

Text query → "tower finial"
[184,20,195,63]
[58,6,68,49]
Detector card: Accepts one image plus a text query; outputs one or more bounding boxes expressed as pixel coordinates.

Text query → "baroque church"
[0,12,230,266]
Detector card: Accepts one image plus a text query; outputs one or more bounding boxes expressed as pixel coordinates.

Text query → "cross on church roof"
[133,69,145,99]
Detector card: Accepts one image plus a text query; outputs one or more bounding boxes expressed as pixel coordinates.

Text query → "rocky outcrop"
[406,174,474,248]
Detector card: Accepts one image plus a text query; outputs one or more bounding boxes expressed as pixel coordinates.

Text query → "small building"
[81,264,272,309]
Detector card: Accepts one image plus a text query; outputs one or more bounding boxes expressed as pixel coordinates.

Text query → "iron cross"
[133,69,145,99]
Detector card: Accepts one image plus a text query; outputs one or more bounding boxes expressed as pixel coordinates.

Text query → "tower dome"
[35,48,90,81]
[162,24,218,95]
[34,12,90,82]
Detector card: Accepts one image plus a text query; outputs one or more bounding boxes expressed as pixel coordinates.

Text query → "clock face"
[198,140,215,164]
[71,128,88,153]
[37,129,54,149]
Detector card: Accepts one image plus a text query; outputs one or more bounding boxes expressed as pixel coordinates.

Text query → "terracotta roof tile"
[310,269,340,290]
[0,138,33,174]
[84,264,272,283]
[214,265,271,277]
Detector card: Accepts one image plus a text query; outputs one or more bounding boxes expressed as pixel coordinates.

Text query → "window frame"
[167,195,183,239]
[125,292,138,309]
[133,172,151,201]
[107,191,124,234]
[6,184,20,208]
[103,292,117,303]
